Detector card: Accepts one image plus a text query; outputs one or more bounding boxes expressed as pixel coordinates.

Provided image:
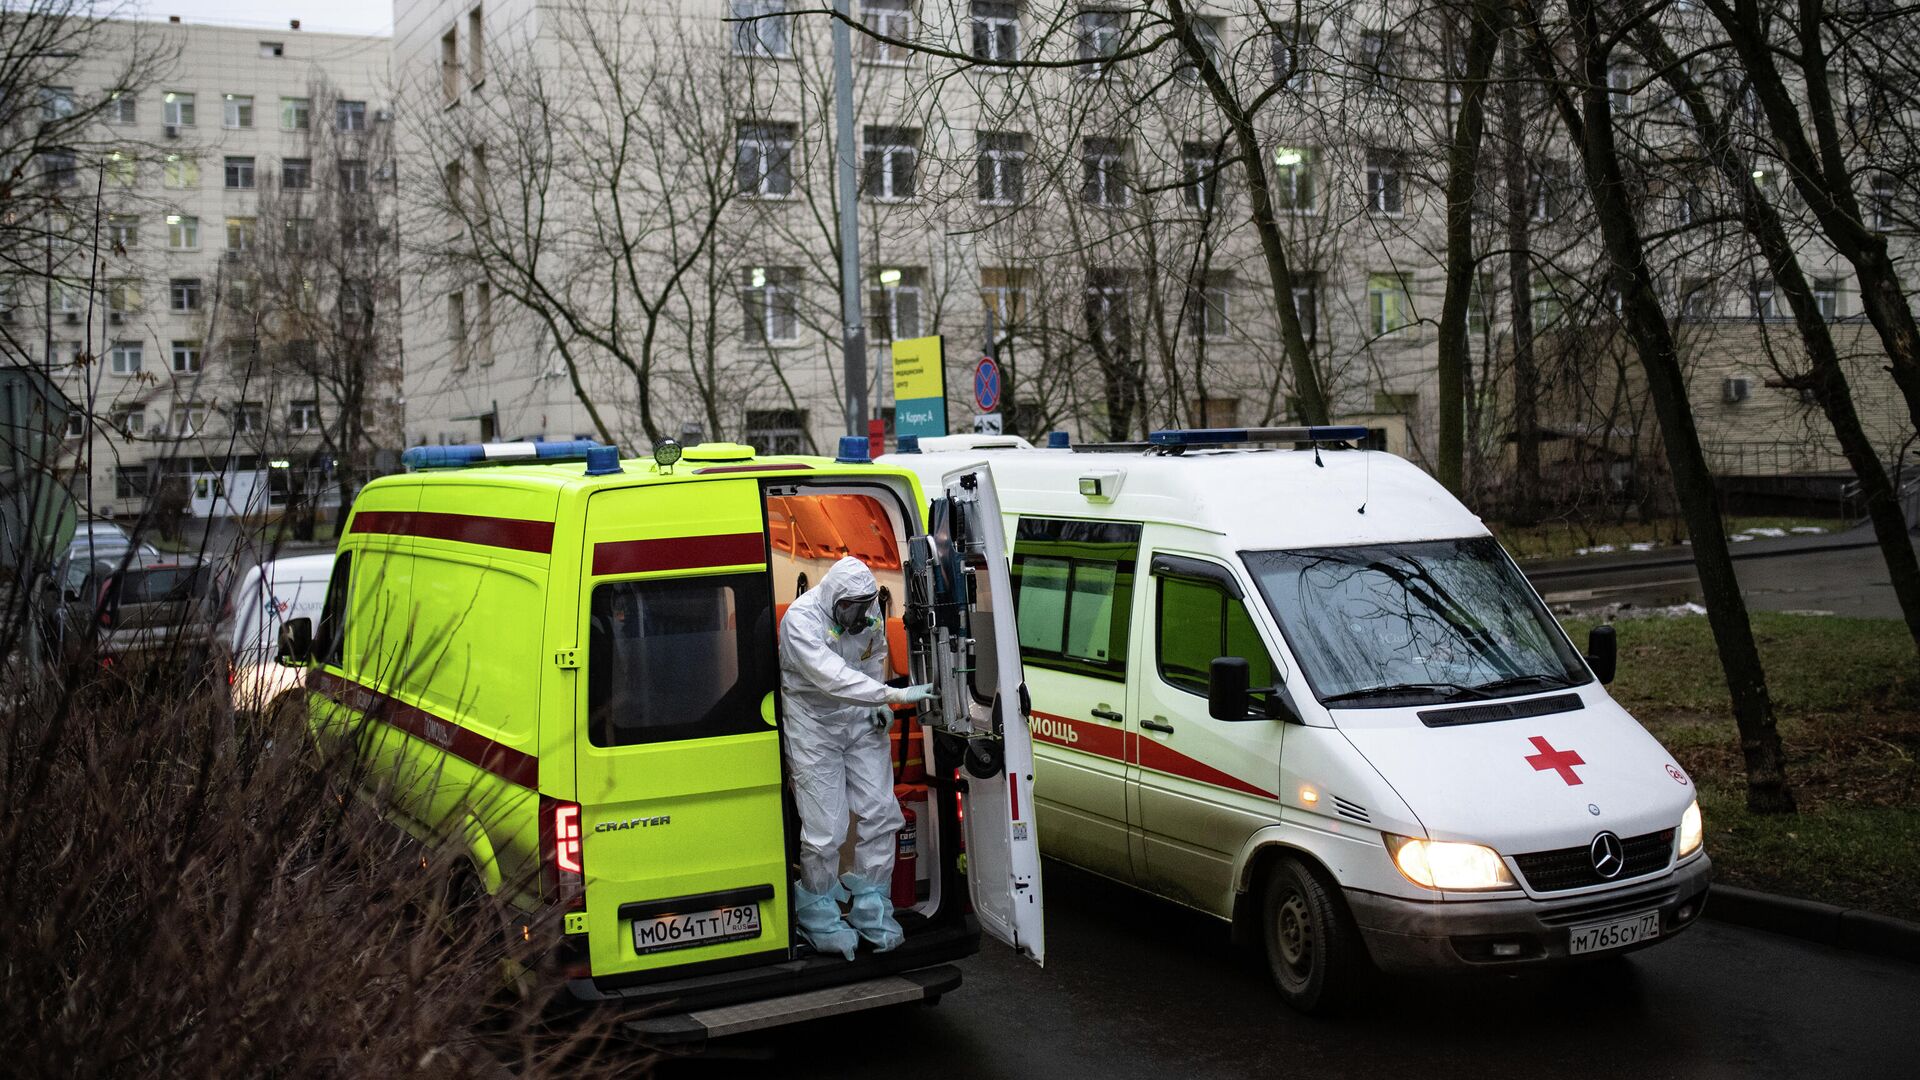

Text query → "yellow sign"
[890,335,945,402]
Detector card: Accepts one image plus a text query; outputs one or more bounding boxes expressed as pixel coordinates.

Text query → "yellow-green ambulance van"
[276,438,1043,1041]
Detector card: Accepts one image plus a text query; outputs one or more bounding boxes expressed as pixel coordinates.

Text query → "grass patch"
[1561,611,1920,920]
[1494,515,1836,562]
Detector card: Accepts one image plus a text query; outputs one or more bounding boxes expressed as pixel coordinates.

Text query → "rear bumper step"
[627,965,962,1045]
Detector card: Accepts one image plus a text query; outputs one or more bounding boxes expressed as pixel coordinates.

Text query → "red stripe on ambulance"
[1133,736,1277,800]
[592,532,765,575]
[1028,709,1276,800]
[351,510,555,554]
[1027,710,1125,760]
[308,670,540,788]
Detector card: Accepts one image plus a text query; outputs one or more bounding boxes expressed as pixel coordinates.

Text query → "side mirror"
[278,616,314,666]
[1587,624,1617,685]
[1208,657,1250,721]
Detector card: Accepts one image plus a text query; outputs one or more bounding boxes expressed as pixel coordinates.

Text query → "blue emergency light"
[1146,426,1372,448]
[401,440,612,470]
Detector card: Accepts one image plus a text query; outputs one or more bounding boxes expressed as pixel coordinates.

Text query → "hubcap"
[1276,893,1313,974]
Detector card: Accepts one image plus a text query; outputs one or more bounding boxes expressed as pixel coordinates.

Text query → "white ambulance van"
[885,427,1709,1013]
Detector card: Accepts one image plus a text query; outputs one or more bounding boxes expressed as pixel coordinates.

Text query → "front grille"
[1512,829,1675,893]
[1538,885,1679,926]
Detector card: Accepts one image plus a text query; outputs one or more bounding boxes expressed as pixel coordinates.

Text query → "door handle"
[1090,706,1123,722]
[1142,717,1175,734]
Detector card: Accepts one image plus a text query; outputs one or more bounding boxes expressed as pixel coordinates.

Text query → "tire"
[1260,858,1365,1015]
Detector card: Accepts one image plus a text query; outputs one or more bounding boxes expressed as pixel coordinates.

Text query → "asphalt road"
[1535,532,1915,619]
[660,859,1920,1079]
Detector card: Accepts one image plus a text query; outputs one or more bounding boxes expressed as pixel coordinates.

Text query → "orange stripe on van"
[308,670,539,788]
[351,510,554,554]
[592,532,765,576]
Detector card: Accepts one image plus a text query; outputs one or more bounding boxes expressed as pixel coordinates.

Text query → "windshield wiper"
[1322,681,1491,705]
[1470,673,1576,696]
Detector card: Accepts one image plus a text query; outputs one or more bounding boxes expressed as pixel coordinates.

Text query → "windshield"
[1243,537,1590,707]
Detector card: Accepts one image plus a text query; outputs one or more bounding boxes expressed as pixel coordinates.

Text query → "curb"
[1704,883,1920,964]
[1522,530,1886,582]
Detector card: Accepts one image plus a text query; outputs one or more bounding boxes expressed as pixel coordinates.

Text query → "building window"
[162,154,198,188]
[40,86,75,121]
[40,148,77,187]
[469,8,486,85]
[261,40,284,57]
[284,218,314,251]
[1529,161,1565,222]
[1365,149,1403,215]
[1813,277,1840,320]
[1187,274,1230,339]
[232,401,264,434]
[1752,277,1777,319]
[869,268,923,342]
[282,158,311,189]
[1085,269,1131,355]
[972,1,1020,63]
[169,278,201,313]
[736,122,795,198]
[862,126,919,201]
[226,216,256,253]
[980,266,1028,331]
[1368,272,1409,335]
[1291,272,1320,342]
[732,0,792,58]
[1076,9,1127,76]
[1182,142,1220,211]
[109,91,137,125]
[167,215,199,249]
[108,214,139,250]
[170,340,202,373]
[224,94,253,128]
[441,28,460,101]
[281,97,311,131]
[1357,30,1397,90]
[108,280,140,315]
[744,408,809,454]
[1609,63,1634,115]
[1082,137,1129,208]
[977,131,1026,205]
[1533,276,1567,327]
[1678,277,1713,320]
[110,342,143,375]
[1172,16,1223,83]
[741,266,801,344]
[105,150,135,185]
[1274,22,1317,92]
[224,155,255,189]
[227,278,257,311]
[861,0,912,64]
[473,281,492,360]
[337,100,367,131]
[163,91,195,126]
[171,403,209,437]
[340,159,369,192]
[1870,173,1896,232]
[1273,146,1315,212]
[111,406,145,436]
[447,291,467,367]
[289,400,320,433]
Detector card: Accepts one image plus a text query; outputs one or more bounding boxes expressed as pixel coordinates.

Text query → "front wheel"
[1260,858,1365,1014]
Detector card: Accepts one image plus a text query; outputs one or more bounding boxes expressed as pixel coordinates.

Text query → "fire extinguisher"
[891,784,919,909]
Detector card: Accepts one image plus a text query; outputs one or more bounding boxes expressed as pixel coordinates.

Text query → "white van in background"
[885,428,1709,1013]
[221,553,333,714]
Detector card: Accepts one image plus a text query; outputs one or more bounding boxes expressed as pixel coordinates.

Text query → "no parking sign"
[973,356,1001,413]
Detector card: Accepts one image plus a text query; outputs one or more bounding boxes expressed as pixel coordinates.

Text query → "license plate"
[631,902,762,955]
[1568,910,1661,955]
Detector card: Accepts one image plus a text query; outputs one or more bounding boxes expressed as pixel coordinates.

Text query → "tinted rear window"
[588,572,776,747]
[117,567,208,603]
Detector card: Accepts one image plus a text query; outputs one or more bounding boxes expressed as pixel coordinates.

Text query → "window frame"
[1152,571,1276,700]
[1010,515,1142,681]
[224,94,254,129]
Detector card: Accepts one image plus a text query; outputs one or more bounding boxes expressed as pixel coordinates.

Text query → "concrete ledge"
[1706,884,1920,964]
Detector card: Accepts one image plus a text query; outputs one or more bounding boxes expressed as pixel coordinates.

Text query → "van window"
[588,572,777,747]
[1011,517,1140,680]
[316,552,351,667]
[1156,575,1277,699]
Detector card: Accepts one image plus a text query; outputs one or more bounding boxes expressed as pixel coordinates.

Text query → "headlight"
[1678,799,1703,857]
[1384,834,1516,891]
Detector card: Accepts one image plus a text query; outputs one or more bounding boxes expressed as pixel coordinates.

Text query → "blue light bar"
[1147,426,1373,447]
[401,440,611,470]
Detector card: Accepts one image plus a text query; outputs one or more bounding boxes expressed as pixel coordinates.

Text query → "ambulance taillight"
[554,804,583,873]
[539,796,584,905]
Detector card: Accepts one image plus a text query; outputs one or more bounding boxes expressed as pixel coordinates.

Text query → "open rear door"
[917,463,1045,964]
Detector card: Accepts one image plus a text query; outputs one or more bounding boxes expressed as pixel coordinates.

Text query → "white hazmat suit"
[778,556,932,957]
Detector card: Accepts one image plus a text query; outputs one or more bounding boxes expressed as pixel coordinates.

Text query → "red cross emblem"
[1525,736,1586,786]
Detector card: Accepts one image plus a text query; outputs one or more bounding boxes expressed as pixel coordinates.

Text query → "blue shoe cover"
[842,873,905,952]
[794,881,858,961]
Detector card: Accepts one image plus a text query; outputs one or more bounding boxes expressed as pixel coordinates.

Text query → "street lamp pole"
[831,0,867,436]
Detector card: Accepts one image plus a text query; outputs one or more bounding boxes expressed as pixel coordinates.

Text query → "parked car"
[219,552,333,714]
[67,553,219,667]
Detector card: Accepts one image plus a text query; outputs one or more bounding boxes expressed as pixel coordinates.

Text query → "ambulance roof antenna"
[1357,446,1372,515]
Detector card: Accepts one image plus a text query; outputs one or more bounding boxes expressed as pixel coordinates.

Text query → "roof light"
[653,439,683,472]
[583,446,623,476]
[836,435,871,464]
[400,439,609,470]
[896,434,921,454]
[1146,426,1372,448]
[1047,431,1072,449]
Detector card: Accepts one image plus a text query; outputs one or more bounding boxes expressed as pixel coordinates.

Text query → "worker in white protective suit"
[778,555,935,959]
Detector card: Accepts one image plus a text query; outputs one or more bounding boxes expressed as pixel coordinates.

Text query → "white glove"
[886,683,937,706]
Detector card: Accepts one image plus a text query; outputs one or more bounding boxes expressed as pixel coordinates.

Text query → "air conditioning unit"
[1722,376,1752,404]
[374,108,393,122]
[163,123,180,139]
[109,311,126,324]
[63,311,79,324]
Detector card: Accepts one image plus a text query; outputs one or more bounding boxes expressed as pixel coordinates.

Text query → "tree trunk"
[1501,22,1541,524]
[1558,0,1795,812]
[1436,0,1502,495]
[1641,23,1920,660]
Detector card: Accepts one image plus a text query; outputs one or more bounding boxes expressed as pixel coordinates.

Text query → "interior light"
[750,267,766,288]
[1274,148,1305,167]
[166,215,180,225]
[878,268,903,285]
[1751,169,1767,181]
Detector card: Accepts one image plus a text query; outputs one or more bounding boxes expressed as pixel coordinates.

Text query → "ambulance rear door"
[923,463,1046,964]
